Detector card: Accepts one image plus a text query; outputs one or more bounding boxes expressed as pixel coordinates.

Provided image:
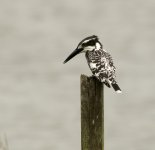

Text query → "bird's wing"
[103,51,116,79]
[85,51,106,82]
[87,50,116,82]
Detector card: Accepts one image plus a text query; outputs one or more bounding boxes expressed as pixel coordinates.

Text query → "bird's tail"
[111,83,122,93]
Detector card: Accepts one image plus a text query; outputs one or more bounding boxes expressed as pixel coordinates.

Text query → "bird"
[63,35,122,93]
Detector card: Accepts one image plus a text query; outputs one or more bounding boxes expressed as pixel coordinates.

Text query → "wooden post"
[81,74,104,150]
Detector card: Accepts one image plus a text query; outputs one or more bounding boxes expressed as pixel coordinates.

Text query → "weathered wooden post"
[81,74,104,150]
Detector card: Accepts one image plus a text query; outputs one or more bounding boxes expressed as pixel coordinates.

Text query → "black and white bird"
[63,35,122,93]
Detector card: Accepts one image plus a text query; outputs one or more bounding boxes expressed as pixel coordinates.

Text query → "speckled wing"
[85,49,116,84]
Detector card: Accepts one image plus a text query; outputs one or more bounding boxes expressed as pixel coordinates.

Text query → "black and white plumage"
[63,35,122,93]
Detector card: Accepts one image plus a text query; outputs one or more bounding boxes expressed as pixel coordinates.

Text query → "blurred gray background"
[0,0,155,150]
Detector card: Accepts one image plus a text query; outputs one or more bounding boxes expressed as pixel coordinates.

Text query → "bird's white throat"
[95,42,101,50]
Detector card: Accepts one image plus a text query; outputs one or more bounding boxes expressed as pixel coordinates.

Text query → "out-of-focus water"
[0,0,155,150]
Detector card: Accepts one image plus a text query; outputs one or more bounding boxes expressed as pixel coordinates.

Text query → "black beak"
[63,48,83,64]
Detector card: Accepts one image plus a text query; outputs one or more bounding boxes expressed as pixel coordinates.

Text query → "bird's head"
[63,35,102,64]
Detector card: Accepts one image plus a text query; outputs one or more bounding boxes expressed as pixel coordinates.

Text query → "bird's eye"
[82,40,95,47]
[87,40,95,46]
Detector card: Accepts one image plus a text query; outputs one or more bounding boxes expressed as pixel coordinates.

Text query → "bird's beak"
[63,48,83,64]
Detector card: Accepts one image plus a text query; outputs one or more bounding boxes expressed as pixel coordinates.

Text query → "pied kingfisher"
[63,35,122,93]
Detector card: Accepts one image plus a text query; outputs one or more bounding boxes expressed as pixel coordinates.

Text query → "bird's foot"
[90,75,96,80]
